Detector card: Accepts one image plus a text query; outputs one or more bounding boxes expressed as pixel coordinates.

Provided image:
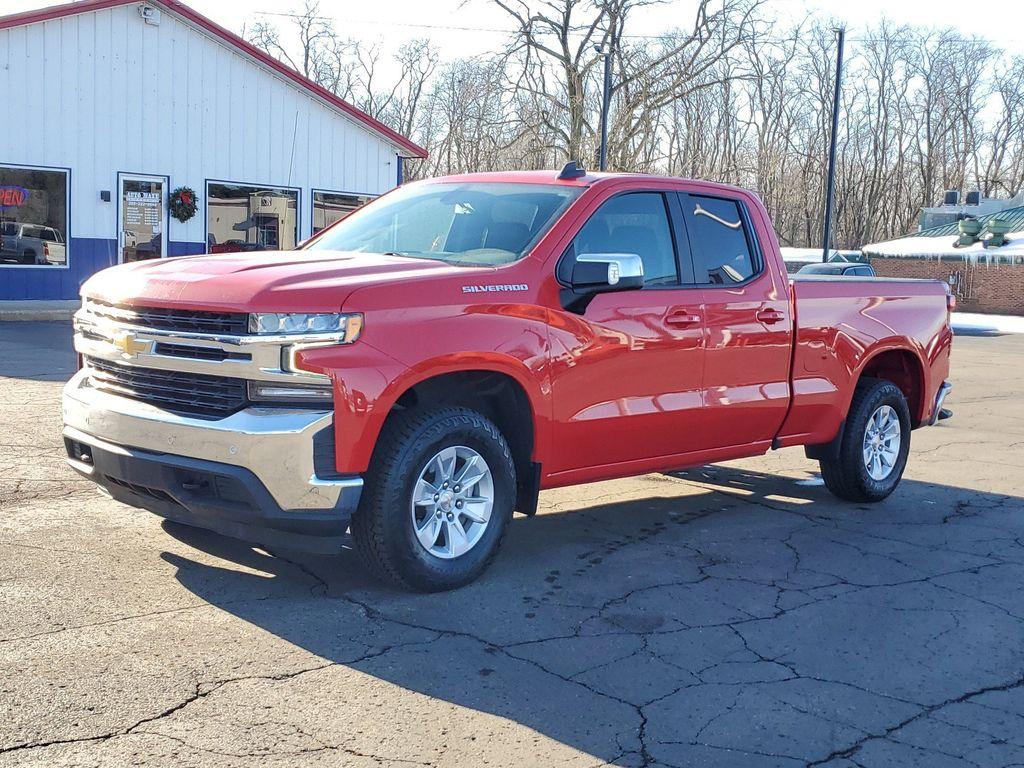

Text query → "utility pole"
[598,46,612,171]
[822,26,845,262]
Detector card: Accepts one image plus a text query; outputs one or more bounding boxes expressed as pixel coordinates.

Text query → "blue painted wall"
[0,240,206,300]
[168,242,206,258]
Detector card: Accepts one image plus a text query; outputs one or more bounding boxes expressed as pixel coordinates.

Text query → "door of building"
[118,174,168,263]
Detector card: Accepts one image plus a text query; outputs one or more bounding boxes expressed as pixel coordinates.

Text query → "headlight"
[249,312,363,340]
[247,380,333,404]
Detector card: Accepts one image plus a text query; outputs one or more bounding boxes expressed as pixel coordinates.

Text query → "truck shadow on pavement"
[157,465,1024,767]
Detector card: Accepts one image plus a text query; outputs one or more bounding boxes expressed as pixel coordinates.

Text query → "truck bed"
[778,276,952,447]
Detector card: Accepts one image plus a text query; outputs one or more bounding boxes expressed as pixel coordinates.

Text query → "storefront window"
[206,182,299,254]
[0,165,69,267]
[312,191,375,235]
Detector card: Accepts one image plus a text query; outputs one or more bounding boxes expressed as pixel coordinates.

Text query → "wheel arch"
[806,343,926,462]
[856,345,928,427]
[358,357,547,515]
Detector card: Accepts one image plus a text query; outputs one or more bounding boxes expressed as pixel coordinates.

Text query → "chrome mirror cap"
[574,253,644,290]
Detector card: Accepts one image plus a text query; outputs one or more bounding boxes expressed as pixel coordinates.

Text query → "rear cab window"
[680,194,761,285]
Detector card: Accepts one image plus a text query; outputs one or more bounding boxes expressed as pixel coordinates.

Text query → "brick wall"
[871,256,1024,315]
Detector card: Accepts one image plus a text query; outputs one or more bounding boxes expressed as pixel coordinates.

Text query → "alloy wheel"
[410,445,494,559]
[862,404,901,481]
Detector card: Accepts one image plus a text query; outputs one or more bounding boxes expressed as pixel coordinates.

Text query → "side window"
[571,192,679,286]
[684,195,758,285]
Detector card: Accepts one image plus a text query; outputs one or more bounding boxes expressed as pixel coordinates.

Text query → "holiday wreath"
[169,186,198,223]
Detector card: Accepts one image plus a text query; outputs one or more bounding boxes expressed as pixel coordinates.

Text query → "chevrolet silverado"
[63,166,954,591]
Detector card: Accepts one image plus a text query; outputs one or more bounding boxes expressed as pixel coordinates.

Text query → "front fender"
[298,344,551,475]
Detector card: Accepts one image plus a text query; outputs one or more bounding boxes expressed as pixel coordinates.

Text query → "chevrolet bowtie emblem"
[111,331,149,357]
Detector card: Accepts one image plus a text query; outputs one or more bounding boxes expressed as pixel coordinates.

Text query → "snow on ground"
[951,312,1024,335]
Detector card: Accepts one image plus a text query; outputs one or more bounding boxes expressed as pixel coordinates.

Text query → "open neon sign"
[0,186,29,209]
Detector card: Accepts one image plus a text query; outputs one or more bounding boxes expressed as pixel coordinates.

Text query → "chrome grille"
[86,298,249,335]
[85,356,248,419]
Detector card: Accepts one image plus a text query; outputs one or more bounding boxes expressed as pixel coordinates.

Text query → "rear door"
[678,191,792,449]
[547,189,707,473]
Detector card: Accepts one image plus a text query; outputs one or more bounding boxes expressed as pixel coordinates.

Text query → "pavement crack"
[806,673,1024,766]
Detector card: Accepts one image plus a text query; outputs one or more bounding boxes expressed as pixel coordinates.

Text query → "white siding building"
[0,0,426,301]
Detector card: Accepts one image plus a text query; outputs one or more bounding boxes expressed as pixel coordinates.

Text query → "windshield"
[304,182,580,266]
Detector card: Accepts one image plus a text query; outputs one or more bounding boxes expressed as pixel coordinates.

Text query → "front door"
[119,174,168,263]
[547,190,706,475]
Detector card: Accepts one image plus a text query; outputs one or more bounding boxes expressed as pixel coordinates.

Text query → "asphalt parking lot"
[1,321,1022,768]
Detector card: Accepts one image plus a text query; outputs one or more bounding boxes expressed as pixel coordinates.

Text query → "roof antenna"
[558,161,587,180]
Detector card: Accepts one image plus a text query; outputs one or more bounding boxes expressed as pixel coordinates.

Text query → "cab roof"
[418,170,755,199]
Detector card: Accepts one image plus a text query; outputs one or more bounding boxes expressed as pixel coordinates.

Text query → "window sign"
[207,182,299,253]
[120,178,167,263]
[312,191,375,235]
[0,165,69,267]
[0,186,30,209]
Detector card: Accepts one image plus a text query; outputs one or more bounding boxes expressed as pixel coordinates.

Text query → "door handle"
[666,312,701,327]
[755,308,785,325]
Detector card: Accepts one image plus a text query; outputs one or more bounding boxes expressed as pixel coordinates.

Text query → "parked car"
[64,168,953,591]
[797,262,876,277]
[209,239,268,254]
[0,222,66,265]
[779,247,862,273]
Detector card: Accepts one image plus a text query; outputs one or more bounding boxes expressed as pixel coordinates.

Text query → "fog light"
[247,381,333,404]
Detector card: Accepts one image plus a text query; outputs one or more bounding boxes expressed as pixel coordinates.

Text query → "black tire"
[20,250,36,265]
[820,377,912,503]
[351,406,516,592]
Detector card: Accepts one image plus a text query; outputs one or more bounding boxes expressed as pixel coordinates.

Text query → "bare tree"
[246,1,335,82]
[248,2,1024,249]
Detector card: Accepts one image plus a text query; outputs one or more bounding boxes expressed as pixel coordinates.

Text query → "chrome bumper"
[62,370,362,512]
[927,380,953,426]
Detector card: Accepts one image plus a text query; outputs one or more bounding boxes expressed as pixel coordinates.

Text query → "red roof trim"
[0,0,428,158]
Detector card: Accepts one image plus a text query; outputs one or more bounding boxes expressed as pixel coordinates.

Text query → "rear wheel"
[351,406,515,591]
[820,378,911,502]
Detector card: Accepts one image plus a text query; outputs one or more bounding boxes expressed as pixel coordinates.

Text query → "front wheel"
[351,406,516,591]
[820,378,911,502]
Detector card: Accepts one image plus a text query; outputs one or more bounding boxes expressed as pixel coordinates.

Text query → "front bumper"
[62,371,362,551]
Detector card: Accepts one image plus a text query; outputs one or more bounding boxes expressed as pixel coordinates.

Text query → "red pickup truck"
[63,167,953,591]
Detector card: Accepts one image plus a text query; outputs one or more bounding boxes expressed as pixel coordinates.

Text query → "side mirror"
[560,253,644,314]
[571,253,644,293]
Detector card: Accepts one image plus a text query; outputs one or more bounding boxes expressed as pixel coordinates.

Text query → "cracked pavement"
[1,321,1023,767]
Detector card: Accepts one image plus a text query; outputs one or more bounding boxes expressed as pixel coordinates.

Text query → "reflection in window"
[572,192,679,286]
[305,183,579,266]
[687,196,757,285]
[313,191,374,235]
[0,165,68,267]
[207,182,298,254]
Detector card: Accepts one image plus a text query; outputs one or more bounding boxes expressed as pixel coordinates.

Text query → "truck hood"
[81,250,481,313]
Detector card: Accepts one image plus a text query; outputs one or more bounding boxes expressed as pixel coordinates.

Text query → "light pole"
[822,26,846,262]
[597,46,612,171]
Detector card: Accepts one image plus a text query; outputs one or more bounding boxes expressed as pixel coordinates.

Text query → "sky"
[7,0,1024,59]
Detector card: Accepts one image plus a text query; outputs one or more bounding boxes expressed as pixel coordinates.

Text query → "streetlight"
[596,44,612,172]
[822,26,846,262]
